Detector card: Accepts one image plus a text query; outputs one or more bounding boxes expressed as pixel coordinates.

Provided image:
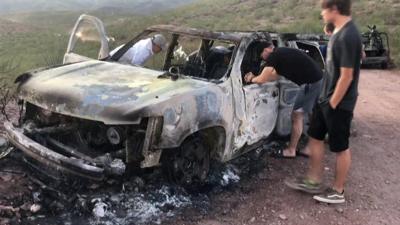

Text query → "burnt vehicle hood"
[18,60,212,124]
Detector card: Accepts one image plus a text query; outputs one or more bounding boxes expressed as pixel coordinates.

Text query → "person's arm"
[329,67,353,109]
[244,66,279,84]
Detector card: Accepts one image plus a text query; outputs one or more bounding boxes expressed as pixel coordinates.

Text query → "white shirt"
[110,38,154,66]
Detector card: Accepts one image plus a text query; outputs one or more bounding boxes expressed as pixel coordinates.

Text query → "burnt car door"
[243,81,279,144]
[64,14,110,64]
[231,38,280,150]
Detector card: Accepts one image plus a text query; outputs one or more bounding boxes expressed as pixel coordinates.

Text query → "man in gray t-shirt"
[286,0,362,204]
[320,20,361,111]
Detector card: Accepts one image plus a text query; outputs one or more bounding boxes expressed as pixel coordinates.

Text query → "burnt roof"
[147,25,314,44]
[146,25,255,43]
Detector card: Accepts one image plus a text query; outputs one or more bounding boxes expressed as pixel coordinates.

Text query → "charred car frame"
[4,15,325,184]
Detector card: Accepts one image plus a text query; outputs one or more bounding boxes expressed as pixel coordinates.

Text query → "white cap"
[152,34,167,51]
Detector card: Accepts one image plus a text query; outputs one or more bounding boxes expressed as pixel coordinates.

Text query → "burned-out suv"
[4,15,324,184]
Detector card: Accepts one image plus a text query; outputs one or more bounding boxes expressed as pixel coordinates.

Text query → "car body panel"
[64,14,110,64]
[18,60,215,125]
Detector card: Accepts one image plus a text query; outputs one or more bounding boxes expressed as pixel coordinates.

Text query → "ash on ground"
[0,140,286,225]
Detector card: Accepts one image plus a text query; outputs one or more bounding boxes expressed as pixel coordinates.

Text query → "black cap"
[258,42,273,49]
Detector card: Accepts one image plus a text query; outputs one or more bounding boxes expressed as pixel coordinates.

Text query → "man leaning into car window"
[110,34,167,66]
[244,39,323,159]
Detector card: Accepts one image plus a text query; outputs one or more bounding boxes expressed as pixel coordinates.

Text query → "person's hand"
[329,99,337,110]
[244,73,255,83]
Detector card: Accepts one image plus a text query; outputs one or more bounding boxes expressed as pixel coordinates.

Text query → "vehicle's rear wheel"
[163,135,210,186]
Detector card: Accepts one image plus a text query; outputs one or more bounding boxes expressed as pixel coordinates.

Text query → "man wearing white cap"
[110,34,167,66]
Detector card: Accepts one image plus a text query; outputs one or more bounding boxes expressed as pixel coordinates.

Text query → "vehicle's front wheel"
[163,135,210,186]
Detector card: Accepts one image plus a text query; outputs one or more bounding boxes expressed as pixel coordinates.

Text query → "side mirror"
[168,66,180,81]
[168,66,180,75]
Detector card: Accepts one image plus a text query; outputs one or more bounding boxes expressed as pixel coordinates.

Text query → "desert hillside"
[0,0,399,86]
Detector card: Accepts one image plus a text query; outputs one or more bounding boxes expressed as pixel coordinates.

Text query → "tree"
[0,49,19,122]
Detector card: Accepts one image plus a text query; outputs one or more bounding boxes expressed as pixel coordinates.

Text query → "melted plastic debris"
[220,165,240,186]
[92,199,108,218]
[109,159,126,175]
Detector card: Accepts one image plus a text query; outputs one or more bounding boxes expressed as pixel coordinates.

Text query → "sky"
[0,0,195,14]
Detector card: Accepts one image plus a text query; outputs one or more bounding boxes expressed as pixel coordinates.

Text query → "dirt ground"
[168,69,400,225]
[1,69,400,225]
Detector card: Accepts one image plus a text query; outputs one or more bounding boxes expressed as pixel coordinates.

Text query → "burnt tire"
[163,135,210,186]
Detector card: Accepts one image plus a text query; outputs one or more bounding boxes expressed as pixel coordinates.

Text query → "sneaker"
[285,177,323,194]
[313,188,345,204]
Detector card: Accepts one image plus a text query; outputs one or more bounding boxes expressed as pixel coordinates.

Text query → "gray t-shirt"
[319,20,362,111]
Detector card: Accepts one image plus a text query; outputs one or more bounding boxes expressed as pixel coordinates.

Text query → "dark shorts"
[293,79,323,114]
[308,102,354,153]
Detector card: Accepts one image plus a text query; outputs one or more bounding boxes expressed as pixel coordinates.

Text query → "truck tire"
[163,135,210,186]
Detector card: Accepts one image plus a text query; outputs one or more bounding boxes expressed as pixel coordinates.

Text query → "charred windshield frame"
[108,27,239,83]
